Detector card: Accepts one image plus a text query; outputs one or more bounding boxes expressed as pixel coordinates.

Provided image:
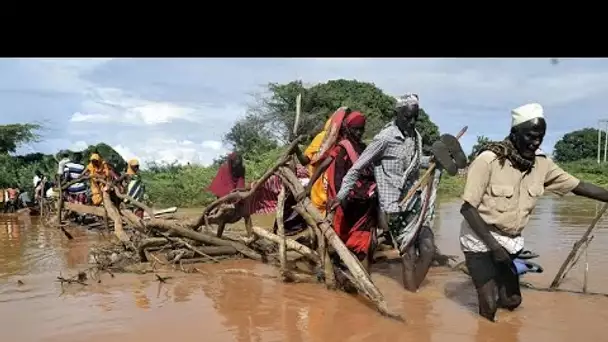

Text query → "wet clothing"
[250,165,309,215]
[327,138,377,257]
[461,143,580,305]
[337,121,431,214]
[464,250,521,298]
[460,150,580,254]
[337,121,436,255]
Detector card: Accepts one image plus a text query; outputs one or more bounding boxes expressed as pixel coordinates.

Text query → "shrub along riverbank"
[141,146,469,208]
[143,157,608,208]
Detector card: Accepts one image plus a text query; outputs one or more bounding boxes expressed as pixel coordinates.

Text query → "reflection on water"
[1,196,608,342]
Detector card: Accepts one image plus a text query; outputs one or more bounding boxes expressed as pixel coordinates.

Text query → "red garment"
[344,111,366,127]
[208,152,245,198]
[248,165,309,215]
[67,193,87,205]
[326,137,377,257]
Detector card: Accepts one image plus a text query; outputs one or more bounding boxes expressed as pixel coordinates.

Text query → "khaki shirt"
[462,151,580,236]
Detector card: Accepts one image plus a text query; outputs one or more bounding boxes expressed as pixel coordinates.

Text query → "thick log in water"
[102,192,128,242]
[145,219,263,261]
[276,165,399,320]
[251,226,320,264]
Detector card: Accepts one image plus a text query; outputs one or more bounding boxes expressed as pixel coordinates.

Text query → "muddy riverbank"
[1,196,608,342]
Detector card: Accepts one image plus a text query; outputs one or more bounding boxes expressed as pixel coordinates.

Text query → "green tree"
[223,113,278,160]
[469,135,491,161]
[245,79,440,150]
[81,143,127,171]
[0,123,42,154]
[553,128,599,163]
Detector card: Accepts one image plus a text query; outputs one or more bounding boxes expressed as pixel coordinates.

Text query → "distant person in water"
[80,151,119,206]
[208,152,246,198]
[208,152,252,239]
[117,158,146,218]
[461,103,608,322]
[62,152,87,206]
[56,151,71,184]
[33,170,44,201]
[4,185,18,213]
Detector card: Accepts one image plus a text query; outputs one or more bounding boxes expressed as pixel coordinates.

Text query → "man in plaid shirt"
[334,93,465,292]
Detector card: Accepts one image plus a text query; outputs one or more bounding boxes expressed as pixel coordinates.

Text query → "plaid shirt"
[337,121,429,213]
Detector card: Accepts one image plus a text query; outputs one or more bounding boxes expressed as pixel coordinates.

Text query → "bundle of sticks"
[53,136,402,321]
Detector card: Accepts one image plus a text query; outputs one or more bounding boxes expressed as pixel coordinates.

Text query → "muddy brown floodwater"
[2,196,608,342]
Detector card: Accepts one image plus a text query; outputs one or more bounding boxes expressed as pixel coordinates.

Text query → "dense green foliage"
[553,128,599,163]
[143,148,284,207]
[227,79,440,156]
[0,123,42,154]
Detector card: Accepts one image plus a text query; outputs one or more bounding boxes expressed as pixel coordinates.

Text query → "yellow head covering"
[90,153,101,162]
[323,117,332,130]
[127,158,140,175]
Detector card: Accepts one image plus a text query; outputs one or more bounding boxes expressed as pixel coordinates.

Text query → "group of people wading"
[205,95,608,323]
[8,150,148,220]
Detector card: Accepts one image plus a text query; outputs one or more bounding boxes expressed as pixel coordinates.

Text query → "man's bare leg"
[476,280,499,322]
[464,251,515,322]
[496,263,522,310]
[401,226,435,292]
[216,222,226,238]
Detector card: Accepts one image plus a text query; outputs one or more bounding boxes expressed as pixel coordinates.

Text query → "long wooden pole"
[550,203,608,288]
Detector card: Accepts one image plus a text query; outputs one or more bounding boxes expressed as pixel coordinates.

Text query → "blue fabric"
[513,258,543,275]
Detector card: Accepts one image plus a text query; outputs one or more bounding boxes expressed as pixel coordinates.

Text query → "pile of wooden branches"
[48,136,403,321]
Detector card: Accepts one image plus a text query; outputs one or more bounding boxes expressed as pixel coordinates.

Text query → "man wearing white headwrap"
[511,103,544,127]
[333,93,467,292]
[460,102,608,322]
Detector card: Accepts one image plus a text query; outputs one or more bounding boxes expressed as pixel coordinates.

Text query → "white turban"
[511,103,544,127]
[395,93,419,109]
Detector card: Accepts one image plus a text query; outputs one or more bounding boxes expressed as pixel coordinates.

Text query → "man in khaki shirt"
[460,103,608,322]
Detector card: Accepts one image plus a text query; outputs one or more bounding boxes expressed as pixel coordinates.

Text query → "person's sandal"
[431,140,458,176]
[517,250,540,260]
[440,134,468,169]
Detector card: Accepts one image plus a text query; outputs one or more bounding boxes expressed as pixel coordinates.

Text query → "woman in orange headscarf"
[310,111,378,270]
[294,107,352,215]
[80,152,118,206]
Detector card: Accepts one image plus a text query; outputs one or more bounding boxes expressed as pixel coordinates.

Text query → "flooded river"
[2,196,608,342]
